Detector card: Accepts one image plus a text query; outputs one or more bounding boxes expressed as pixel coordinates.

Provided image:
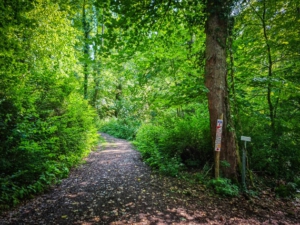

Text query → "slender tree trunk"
[205,0,237,179]
[114,83,122,118]
[82,0,90,100]
[261,0,277,140]
[92,8,105,108]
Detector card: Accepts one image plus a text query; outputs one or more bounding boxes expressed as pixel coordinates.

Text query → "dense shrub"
[133,124,165,169]
[238,115,300,181]
[0,93,99,209]
[133,109,212,176]
[0,1,100,209]
[99,117,140,140]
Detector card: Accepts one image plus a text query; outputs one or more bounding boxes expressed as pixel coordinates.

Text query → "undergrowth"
[0,94,99,210]
[208,178,239,197]
[99,117,140,140]
[133,108,212,177]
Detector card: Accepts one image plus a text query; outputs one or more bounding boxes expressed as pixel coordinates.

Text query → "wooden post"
[215,151,220,179]
[215,114,223,179]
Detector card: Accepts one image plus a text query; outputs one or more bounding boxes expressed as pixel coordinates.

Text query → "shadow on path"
[0,133,299,225]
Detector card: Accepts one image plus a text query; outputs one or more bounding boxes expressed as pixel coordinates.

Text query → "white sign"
[241,136,251,142]
[215,119,223,151]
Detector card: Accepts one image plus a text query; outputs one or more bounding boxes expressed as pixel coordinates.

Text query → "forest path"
[1,133,299,224]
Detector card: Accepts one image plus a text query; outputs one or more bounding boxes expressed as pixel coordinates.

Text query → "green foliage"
[233,0,300,181]
[133,123,164,166]
[275,182,298,198]
[157,114,211,164]
[208,178,239,197]
[1,0,299,209]
[173,162,214,185]
[134,107,212,177]
[0,0,99,209]
[220,160,231,169]
[0,93,99,208]
[239,118,300,181]
[159,157,185,177]
[99,117,140,140]
[294,177,300,188]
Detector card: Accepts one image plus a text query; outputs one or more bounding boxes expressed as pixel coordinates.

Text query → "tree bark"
[205,0,237,179]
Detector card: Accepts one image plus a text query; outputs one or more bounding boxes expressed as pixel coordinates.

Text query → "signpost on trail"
[214,114,223,179]
[241,136,251,190]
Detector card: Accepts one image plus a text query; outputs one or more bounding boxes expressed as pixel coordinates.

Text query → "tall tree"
[205,0,238,178]
[88,0,239,178]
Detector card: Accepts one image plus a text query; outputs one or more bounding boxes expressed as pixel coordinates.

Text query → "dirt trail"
[0,133,299,224]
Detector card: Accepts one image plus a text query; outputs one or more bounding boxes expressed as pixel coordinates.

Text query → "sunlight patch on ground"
[101,149,129,153]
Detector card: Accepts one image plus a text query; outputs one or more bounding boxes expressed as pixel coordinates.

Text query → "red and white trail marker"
[215,119,223,151]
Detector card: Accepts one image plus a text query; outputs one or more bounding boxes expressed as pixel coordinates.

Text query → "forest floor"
[0,133,300,225]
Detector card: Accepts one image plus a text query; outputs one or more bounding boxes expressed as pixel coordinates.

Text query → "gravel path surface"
[1,133,299,225]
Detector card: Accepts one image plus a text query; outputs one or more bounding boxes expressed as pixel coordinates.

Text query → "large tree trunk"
[205,0,237,178]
